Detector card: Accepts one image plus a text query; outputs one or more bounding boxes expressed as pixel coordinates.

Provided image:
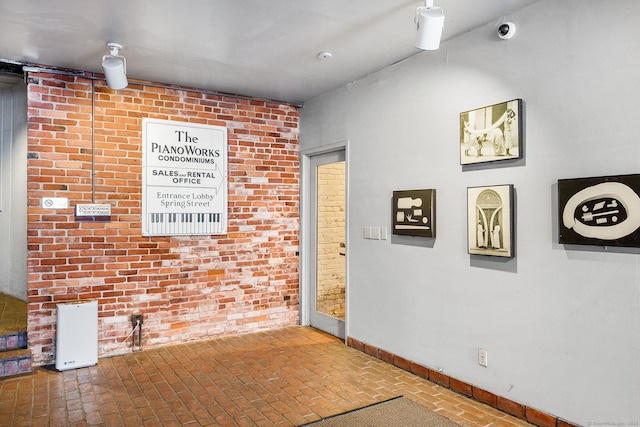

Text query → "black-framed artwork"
[460,99,523,165]
[558,174,640,247]
[467,184,514,257]
[392,189,435,237]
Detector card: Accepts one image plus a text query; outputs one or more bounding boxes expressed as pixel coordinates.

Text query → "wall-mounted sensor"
[497,22,516,40]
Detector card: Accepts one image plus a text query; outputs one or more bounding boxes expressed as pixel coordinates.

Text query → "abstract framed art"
[467,184,514,257]
[558,173,640,247]
[460,99,523,165]
[392,189,435,237]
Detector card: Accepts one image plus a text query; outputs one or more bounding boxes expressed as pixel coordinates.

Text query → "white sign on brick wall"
[142,119,227,236]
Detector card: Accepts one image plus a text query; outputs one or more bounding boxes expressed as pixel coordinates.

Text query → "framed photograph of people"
[558,174,640,247]
[392,189,435,237]
[460,99,523,165]
[467,184,514,257]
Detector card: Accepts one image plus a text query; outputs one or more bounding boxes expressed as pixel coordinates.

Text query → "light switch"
[371,227,381,240]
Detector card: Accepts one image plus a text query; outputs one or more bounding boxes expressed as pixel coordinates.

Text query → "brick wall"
[315,162,345,319]
[26,71,300,364]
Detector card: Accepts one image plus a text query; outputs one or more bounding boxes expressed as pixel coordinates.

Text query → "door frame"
[300,140,349,340]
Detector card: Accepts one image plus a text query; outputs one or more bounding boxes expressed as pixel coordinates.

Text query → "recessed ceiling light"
[317,51,332,60]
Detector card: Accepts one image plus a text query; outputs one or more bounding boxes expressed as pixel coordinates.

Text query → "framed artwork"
[558,174,640,247]
[460,99,523,165]
[467,184,514,257]
[392,189,435,237]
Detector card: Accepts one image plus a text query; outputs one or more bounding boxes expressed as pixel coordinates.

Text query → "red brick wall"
[26,71,300,364]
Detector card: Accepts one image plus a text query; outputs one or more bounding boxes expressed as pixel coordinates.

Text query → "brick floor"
[0,326,532,426]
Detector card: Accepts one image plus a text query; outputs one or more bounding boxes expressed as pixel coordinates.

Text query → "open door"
[306,148,346,339]
[0,75,28,302]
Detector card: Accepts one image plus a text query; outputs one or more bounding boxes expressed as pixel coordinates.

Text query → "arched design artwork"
[467,185,514,257]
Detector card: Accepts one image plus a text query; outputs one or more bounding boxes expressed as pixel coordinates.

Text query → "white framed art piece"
[467,184,514,258]
[142,119,227,236]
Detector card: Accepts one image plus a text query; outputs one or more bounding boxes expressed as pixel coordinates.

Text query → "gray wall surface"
[300,0,640,423]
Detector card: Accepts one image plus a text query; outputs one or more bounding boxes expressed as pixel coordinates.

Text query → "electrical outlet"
[478,348,488,367]
[132,313,143,328]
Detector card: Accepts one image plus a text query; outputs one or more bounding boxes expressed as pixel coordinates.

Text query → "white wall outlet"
[478,348,488,367]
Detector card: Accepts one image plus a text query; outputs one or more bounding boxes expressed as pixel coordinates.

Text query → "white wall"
[0,79,28,300]
[300,0,640,423]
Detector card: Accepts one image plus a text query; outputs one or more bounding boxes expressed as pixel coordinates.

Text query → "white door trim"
[300,140,349,339]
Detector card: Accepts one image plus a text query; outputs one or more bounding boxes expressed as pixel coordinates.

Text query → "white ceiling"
[0,0,540,104]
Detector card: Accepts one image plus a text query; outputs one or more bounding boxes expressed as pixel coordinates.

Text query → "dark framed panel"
[392,189,435,237]
[467,184,514,257]
[558,174,640,247]
[460,99,523,165]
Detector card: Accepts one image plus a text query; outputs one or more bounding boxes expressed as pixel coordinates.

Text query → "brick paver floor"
[0,326,531,426]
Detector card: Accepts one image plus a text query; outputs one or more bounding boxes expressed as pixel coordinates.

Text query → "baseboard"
[346,336,578,427]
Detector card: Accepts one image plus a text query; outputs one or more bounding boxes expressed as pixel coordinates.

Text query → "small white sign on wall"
[142,119,227,236]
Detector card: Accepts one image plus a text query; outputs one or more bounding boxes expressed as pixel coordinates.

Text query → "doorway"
[0,73,27,302]
[302,144,347,340]
[0,73,28,347]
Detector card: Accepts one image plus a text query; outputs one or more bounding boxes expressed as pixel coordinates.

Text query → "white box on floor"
[55,300,98,371]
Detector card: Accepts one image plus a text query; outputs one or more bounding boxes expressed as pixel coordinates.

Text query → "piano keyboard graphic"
[147,212,223,235]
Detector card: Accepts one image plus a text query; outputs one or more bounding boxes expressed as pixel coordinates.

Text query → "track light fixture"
[102,42,128,90]
[415,0,445,51]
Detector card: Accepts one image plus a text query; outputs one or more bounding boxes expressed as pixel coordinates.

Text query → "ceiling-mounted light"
[415,0,445,51]
[102,42,128,90]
